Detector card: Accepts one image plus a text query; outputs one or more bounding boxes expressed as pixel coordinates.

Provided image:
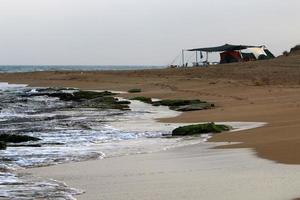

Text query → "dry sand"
[2,54,300,199]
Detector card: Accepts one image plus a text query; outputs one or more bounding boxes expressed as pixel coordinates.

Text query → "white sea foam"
[0,82,28,89]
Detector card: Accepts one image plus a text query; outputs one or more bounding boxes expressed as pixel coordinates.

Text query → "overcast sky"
[0,0,299,65]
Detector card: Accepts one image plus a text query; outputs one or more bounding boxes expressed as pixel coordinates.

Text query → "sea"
[0,65,165,73]
[0,81,207,200]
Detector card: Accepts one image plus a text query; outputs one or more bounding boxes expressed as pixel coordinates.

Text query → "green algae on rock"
[172,123,231,136]
[128,88,142,93]
[130,96,153,104]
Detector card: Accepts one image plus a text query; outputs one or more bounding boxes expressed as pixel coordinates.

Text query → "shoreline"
[1,58,300,198]
[20,95,270,200]
[1,63,300,164]
[26,141,300,200]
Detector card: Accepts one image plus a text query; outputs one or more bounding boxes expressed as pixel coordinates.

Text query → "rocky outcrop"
[25,88,130,110]
[0,134,41,143]
[130,96,153,104]
[172,123,231,136]
[0,141,6,150]
[152,99,214,111]
[128,88,142,93]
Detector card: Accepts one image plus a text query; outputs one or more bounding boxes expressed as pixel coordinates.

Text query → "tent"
[188,44,260,52]
[184,44,275,65]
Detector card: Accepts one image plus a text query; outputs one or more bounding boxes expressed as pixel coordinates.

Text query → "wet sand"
[26,144,300,200]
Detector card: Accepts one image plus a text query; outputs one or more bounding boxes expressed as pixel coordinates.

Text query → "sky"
[0,0,299,65]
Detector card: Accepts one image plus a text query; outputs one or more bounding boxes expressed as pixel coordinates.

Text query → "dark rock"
[50,90,115,102]
[82,97,130,110]
[115,100,131,105]
[0,141,6,150]
[152,99,204,107]
[35,87,77,92]
[7,144,42,147]
[0,134,41,143]
[128,88,142,93]
[172,122,231,136]
[173,103,214,111]
[25,88,130,110]
[27,90,115,102]
[130,96,153,104]
[152,99,214,112]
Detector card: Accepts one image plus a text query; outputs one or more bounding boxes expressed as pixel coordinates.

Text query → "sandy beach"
[25,143,300,200]
[2,54,300,199]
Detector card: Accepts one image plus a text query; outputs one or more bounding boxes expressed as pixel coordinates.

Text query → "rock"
[0,134,41,143]
[81,97,130,110]
[0,141,6,150]
[27,90,116,102]
[35,87,77,93]
[130,96,153,104]
[50,90,115,102]
[173,103,214,111]
[172,122,231,136]
[24,89,129,110]
[152,99,203,107]
[115,100,131,105]
[152,99,214,112]
[128,88,142,93]
[7,144,42,147]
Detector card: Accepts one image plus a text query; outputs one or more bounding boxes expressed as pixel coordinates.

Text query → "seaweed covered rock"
[27,89,115,102]
[50,90,115,102]
[82,97,130,110]
[115,100,131,105]
[152,99,214,111]
[35,87,77,93]
[24,88,130,110]
[0,141,6,150]
[0,134,41,143]
[174,103,214,111]
[128,88,142,93]
[152,99,201,107]
[130,96,153,104]
[172,123,231,136]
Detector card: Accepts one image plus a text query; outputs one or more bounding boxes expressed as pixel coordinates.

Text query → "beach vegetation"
[172,122,231,136]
